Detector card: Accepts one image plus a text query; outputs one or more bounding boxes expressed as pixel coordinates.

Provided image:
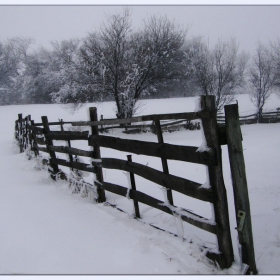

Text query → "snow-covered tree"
[270,38,280,94]
[20,47,61,104]
[52,9,187,118]
[0,37,33,105]
[185,37,248,112]
[49,38,102,111]
[248,41,278,121]
[123,14,187,116]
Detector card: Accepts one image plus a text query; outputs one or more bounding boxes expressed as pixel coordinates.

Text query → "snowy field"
[0,93,280,275]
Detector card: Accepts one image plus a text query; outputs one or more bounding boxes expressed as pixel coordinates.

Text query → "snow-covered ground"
[0,93,280,275]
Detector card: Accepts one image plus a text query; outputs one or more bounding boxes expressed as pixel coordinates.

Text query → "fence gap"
[89,107,106,203]
[225,104,257,275]
[127,155,141,218]
[59,119,74,167]
[41,116,59,180]
[154,119,174,206]
[200,95,234,269]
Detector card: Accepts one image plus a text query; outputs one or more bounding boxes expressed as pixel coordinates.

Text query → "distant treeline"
[1,8,280,117]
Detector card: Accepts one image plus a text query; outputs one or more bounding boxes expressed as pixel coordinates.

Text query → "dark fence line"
[217,110,280,125]
[14,96,257,273]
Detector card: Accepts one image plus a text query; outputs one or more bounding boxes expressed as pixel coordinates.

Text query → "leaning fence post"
[200,95,234,269]
[89,107,106,203]
[127,155,140,218]
[154,119,174,206]
[225,104,257,275]
[41,116,59,180]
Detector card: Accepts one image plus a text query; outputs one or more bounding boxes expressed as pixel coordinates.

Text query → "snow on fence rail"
[14,96,257,274]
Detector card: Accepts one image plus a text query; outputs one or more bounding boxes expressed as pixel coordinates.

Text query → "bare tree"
[52,9,187,118]
[127,15,187,110]
[270,38,280,92]
[22,46,62,104]
[49,38,102,111]
[248,41,278,121]
[53,8,133,115]
[185,37,248,112]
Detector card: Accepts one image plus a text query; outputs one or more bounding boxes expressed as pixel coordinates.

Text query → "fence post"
[27,115,31,150]
[154,119,174,206]
[24,115,32,151]
[15,115,21,142]
[127,155,141,218]
[225,104,257,275]
[41,116,59,180]
[59,119,74,166]
[100,114,104,133]
[23,116,27,150]
[200,95,234,269]
[18,114,23,153]
[89,107,106,203]
[30,119,39,157]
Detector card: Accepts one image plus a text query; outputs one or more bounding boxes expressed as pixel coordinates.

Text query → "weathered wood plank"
[50,158,96,173]
[48,145,93,158]
[200,95,234,269]
[45,131,89,141]
[88,135,216,166]
[30,120,40,156]
[72,111,211,127]
[154,119,174,205]
[33,121,73,126]
[18,114,23,153]
[239,113,257,119]
[89,107,106,203]
[127,155,140,218]
[101,181,217,234]
[100,157,213,203]
[218,126,227,145]
[106,119,186,132]
[225,104,257,274]
[42,116,59,176]
[261,111,279,115]
[59,119,74,166]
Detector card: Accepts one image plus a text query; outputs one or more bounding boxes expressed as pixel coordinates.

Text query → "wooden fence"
[14,95,257,274]
[217,110,280,125]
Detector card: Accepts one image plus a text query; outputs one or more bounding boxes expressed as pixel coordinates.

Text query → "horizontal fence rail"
[88,135,217,166]
[100,181,217,234]
[100,157,214,203]
[71,111,212,127]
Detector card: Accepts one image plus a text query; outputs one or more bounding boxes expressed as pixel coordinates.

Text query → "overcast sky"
[0,4,280,54]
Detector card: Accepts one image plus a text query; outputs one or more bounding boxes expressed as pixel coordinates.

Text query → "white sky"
[0,2,280,54]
